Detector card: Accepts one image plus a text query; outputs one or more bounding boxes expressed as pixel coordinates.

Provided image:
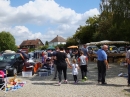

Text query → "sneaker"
[82,79,85,82]
[84,77,87,81]
[64,80,68,84]
[98,80,101,84]
[58,82,61,86]
[102,82,107,85]
[75,81,78,84]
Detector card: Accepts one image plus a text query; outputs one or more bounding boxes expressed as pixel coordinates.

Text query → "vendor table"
[90,53,126,63]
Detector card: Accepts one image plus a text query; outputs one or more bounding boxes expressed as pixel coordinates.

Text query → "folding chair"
[0,69,7,97]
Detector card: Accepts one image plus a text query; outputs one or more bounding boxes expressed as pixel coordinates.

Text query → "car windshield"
[0,54,15,62]
[112,47,117,50]
[92,47,99,51]
[120,47,125,51]
[109,46,117,50]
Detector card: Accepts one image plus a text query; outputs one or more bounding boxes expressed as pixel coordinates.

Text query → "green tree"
[73,15,99,44]
[41,45,48,50]
[100,0,130,41]
[45,41,49,45]
[66,37,77,47]
[56,44,65,48]
[0,31,17,51]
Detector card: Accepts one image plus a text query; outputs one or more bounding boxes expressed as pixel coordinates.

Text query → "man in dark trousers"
[52,47,59,80]
[97,45,109,84]
[126,47,130,86]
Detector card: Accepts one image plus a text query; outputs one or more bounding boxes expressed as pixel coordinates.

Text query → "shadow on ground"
[17,61,128,87]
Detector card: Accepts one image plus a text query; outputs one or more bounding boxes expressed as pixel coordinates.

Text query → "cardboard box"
[22,71,32,77]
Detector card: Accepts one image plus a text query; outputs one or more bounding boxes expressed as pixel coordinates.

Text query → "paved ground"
[0,61,130,97]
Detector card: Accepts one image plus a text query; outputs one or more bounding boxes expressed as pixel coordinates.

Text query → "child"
[70,59,79,84]
[41,58,51,70]
[78,51,88,82]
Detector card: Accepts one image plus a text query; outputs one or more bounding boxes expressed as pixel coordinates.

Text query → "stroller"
[0,69,7,96]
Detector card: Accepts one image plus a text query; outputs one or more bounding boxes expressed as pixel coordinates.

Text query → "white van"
[118,46,126,53]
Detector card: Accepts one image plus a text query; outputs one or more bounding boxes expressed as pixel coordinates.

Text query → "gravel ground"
[0,61,130,97]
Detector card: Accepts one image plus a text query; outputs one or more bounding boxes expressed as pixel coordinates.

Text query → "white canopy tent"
[86,40,130,45]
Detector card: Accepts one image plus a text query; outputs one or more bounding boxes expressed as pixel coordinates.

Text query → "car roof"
[119,46,125,48]
[87,45,98,47]
[2,53,20,55]
[109,45,117,47]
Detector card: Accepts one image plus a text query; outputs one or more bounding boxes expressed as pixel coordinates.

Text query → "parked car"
[87,45,99,54]
[0,53,25,76]
[0,52,3,56]
[28,52,34,59]
[118,46,126,53]
[108,45,118,53]
[100,45,118,53]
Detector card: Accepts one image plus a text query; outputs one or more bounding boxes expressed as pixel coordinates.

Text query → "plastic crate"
[48,70,51,76]
[22,71,32,77]
[38,72,48,77]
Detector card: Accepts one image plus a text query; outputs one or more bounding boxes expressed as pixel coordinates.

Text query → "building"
[20,39,44,49]
[49,35,66,46]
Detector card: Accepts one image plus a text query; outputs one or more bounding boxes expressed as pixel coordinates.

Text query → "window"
[16,54,23,61]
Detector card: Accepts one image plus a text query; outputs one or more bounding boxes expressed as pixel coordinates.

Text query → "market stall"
[67,45,78,48]
[90,52,126,63]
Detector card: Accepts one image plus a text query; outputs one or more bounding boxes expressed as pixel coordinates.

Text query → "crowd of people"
[35,44,130,86]
[37,45,89,85]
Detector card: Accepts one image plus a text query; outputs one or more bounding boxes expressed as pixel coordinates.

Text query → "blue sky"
[0,0,100,45]
[10,0,100,13]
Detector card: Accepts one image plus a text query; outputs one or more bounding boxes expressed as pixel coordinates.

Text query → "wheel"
[12,68,17,76]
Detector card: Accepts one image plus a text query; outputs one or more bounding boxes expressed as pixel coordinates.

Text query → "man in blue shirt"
[81,44,89,57]
[97,45,109,84]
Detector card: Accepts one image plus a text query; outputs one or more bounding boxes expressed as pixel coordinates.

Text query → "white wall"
[49,42,66,46]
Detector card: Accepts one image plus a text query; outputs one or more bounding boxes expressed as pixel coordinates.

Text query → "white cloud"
[0,0,99,45]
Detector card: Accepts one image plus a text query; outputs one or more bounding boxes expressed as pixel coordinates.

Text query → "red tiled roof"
[50,35,66,42]
[20,39,44,46]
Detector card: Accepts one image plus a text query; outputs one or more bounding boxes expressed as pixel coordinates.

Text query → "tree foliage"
[66,37,77,47]
[45,41,49,45]
[0,31,17,51]
[100,0,130,41]
[41,45,48,50]
[66,0,130,46]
